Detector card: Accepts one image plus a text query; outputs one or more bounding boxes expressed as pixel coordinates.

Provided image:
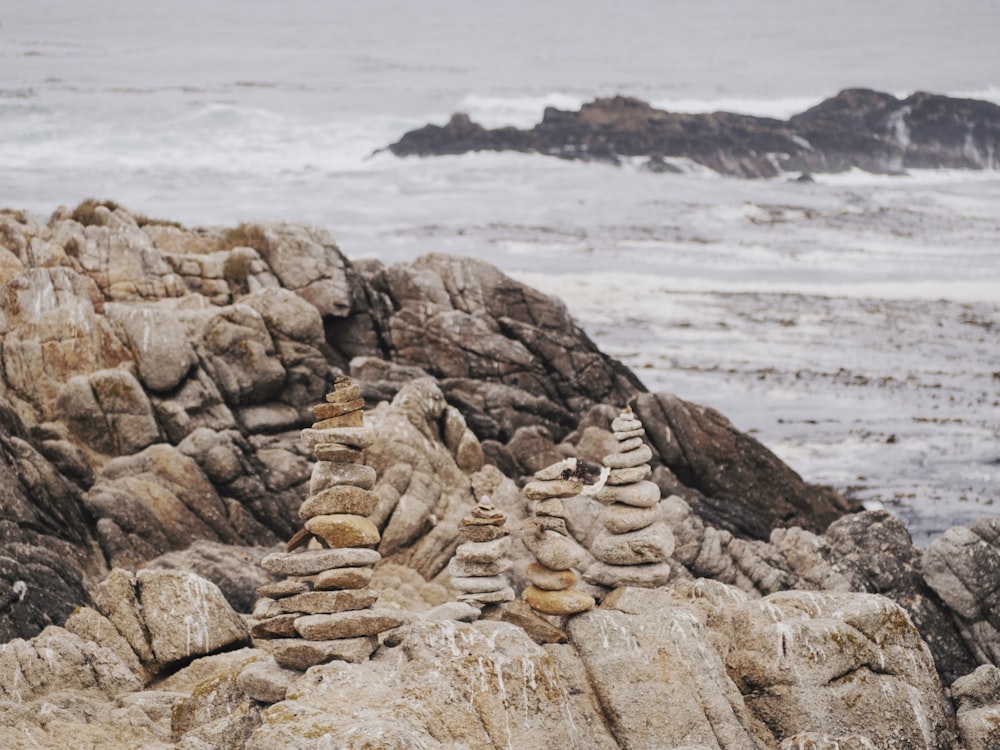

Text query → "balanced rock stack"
[584,406,674,589]
[253,375,405,670]
[520,459,595,617]
[447,497,515,607]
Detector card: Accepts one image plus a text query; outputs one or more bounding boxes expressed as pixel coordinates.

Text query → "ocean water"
[2,0,999,544]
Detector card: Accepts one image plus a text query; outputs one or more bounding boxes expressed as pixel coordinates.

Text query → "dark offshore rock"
[387,89,1000,177]
[632,391,855,539]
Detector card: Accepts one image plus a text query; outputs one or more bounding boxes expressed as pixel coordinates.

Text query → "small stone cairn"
[519,459,596,617]
[253,375,405,670]
[584,406,674,588]
[446,496,515,608]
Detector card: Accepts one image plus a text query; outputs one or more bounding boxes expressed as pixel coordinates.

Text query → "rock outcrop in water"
[1,202,998,748]
[385,88,1000,177]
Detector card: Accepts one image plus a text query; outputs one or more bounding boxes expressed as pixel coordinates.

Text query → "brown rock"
[591,523,675,565]
[326,383,362,403]
[457,524,510,543]
[260,548,381,576]
[305,514,381,547]
[270,636,378,669]
[314,566,374,590]
[521,529,586,570]
[276,589,379,614]
[526,562,577,591]
[309,461,377,493]
[294,609,407,640]
[491,600,568,644]
[595,479,660,508]
[313,444,364,463]
[300,485,379,518]
[251,614,299,639]
[311,411,363,428]
[313,398,365,420]
[301,426,375,450]
[584,561,673,588]
[256,580,311,599]
[531,498,569,518]
[523,478,584,501]
[606,465,652,485]
[600,503,659,534]
[524,586,595,616]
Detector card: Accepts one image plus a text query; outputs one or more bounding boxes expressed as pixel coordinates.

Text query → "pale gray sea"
[2,0,999,544]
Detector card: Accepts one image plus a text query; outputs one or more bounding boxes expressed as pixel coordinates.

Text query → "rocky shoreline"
[1,202,999,748]
[385,88,1000,178]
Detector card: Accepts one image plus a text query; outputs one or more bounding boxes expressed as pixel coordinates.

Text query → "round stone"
[590,522,675,565]
[261,548,381,576]
[596,480,661,508]
[583,561,673,588]
[314,566,374,591]
[523,478,583,501]
[525,562,577,591]
[603,443,653,469]
[600,503,659,534]
[309,462,377,494]
[523,586,595,616]
[611,416,643,432]
[606,465,652,485]
[521,530,585,571]
[305,514,381,548]
[300,485,379,519]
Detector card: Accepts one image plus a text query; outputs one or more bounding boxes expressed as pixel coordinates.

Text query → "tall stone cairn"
[253,375,405,670]
[584,406,675,588]
[447,496,515,608]
[520,459,595,617]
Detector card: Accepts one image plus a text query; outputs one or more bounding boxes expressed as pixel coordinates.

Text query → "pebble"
[450,574,511,594]
[313,443,364,463]
[525,562,577,591]
[326,380,362,402]
[256,580,311,599]
[261,548,381,576]
[309,462,377,494]
[530,498,569,518]
[583,561,673,589]
[305,514,381,547]
[595,480,661,508]
[523,586,595,616]
[250,613,299,639]
[300,485,379,518]
[271,636,378,670]
[521,529,585,571]
[294,609,407,640]
[447,556,511,578]
[276,589,379,615]
[615,436,645,453]
[591,522,675,565]
[606,465,652,485]
[301,426,376,450]
[458,587,515,604]
[455,536,511,563]
[457,524,509,543]
[523,478,583,501]
[603,443,653,469]
[313,397,365,420]
[600,503,659,534]
[314,566,374,591]
[611,416,643,433]
[615,426,646,440]
[237,659,296,704]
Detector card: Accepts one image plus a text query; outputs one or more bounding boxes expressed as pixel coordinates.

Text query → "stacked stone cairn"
[253,375,405,670]
[519,459,596,617]
[584,406,675,588]
[446,496,515,608]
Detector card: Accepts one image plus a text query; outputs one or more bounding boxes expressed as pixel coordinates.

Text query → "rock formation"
[520,459,596,617]
[585,406,675,588]
[447,496,515,607]
[252,376,404,670]
[385,89,1000,178]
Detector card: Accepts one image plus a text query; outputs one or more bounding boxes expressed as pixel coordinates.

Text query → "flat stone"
[591,522,675,565]
[294,609,407,640]
[615,436,645,452]
[253,597,283,618]
[314,566,374,590]
[450,574,510,594]
[312,410,363,428]
[251,613,299,639]
[531,498,569,518]
[313,443,364,462]
[459,587,515,604]
[611,416,643,432]
[583,561,673,588]
[277,589,379,614]
[455,536,511,563]
[237,658,297,703]
[256,580,311,599]
[615,426,646,440]
[326,383,362,403]
[533,458,579,481]
[522,530,586,570]
[523,478,583,501]
[260,548,381,576]
[523,586,595,616]
[313,397,365,420]
[603,443,653,469]
[596,479,661,508]
[493,600,567,643]
[461,515,505,527]
[271,636,378,670]
[305,513,381,547]
[457,524,509,543]
[301,426,375,449]
[309,461,377,494]
[300,485,379,518]
[447,556,511,578]
[526,562,577,591]
[606,465,652,485]
[600,503,659,534]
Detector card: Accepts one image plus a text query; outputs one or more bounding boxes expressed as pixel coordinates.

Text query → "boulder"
[951,665,1000,750]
